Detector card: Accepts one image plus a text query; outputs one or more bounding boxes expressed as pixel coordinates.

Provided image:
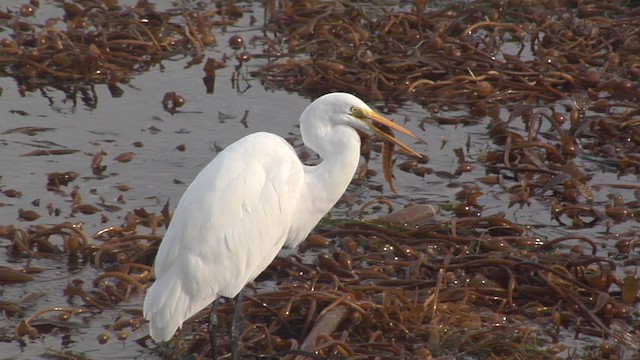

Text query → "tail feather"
[143,267,215,342]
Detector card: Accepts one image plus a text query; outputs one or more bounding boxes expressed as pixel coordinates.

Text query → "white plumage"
[143,92,420,342]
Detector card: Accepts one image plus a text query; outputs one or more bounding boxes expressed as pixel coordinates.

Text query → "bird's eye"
[351,107,362,118]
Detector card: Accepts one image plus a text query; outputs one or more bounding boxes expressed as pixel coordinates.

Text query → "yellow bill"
[357,108,423,157]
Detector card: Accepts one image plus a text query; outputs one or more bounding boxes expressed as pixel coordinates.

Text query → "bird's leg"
[230,287,245,360]
[208,297,222,359]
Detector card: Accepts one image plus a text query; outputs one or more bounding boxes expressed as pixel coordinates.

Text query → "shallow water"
[1,0,639,359]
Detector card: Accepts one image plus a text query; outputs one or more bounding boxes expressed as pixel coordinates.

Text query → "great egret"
[143,92,421,355]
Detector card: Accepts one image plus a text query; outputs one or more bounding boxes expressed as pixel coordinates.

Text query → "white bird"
[143,92,421,350]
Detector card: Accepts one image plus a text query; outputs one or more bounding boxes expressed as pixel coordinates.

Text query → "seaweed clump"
[0,0,235,95]
[3,204,640,358]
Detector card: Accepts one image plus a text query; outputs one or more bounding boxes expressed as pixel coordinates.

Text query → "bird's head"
[300,92,425,192]
[301,92,423,157]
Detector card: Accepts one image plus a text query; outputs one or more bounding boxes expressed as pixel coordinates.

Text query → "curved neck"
[306,126,360,198]
[302,125,361,221]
